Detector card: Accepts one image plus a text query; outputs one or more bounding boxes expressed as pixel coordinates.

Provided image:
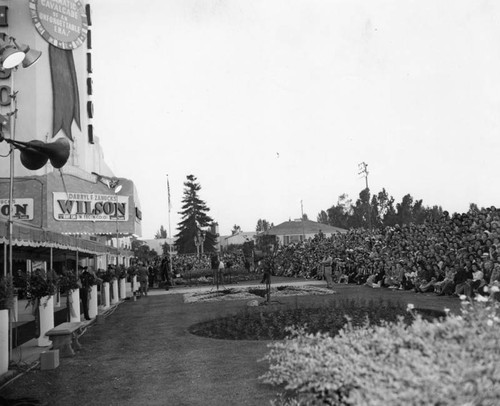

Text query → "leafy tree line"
[317,188,445,230]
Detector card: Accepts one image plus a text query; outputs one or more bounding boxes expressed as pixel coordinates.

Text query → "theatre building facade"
[0,0,141,274]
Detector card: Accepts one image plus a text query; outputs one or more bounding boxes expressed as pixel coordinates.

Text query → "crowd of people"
[272,206,500,299]
[141,252,247,288]
[137,206,500,301]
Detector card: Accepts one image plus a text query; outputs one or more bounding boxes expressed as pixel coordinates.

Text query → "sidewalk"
[2,301,122,386]
[147,276,324,296]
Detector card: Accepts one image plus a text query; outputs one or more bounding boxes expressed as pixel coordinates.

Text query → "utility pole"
[358,162,372,229]
[301,200,305,241]
[358,162,369,190]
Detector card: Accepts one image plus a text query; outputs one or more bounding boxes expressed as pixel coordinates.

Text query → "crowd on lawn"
[141,206,500,300]
[144,252,247,287]
[273,206,500,299]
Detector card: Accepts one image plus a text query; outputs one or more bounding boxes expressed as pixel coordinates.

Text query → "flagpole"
[166,175,173,279]
[167,174,171,239]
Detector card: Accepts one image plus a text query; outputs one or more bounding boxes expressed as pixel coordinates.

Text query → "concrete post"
[132,275,137,295]
[0,309,8,375]
[89,285,98,319]
[103,282,110,309]
[37,296,54,347]
[111,280,119,304]
[69,289,81,323]
[119,278,126,300]
[12,295,18,322]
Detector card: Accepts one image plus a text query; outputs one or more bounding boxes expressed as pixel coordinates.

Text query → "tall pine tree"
[175,175,216,254]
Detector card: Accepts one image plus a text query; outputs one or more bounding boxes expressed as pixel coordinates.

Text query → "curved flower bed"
[188,299,441,341]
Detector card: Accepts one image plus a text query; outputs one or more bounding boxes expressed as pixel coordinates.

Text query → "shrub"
[58,269,80,293]
[21,269,57,307]
[0,275,14,310]
[261,296,500,405]
[97,268,115,283]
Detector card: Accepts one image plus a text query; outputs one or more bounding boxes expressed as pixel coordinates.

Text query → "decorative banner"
[29,0,88,141]
[49,45,80,141]
[0,198,34,220]
[29,0,88,50]
[53,192,129,222]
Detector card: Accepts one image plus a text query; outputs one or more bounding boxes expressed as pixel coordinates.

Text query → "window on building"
[87,53,92,73]
[86,4,92,26]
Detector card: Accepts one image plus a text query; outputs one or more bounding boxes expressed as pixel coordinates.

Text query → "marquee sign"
[53,192,129,222]
[29,0,88,50]
[0,199,34,220]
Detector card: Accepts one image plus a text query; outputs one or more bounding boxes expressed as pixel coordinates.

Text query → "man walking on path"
[137,262,149,296]
[321,253,334,289]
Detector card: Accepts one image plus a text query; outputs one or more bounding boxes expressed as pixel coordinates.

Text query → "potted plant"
[116,264,127,280]
[97,267,115,283]
[22,269,57,309]
[116,265,127,300]
[0,275,14,311]
[21,269,57,346]
[80,267,100,320]
[96,268,114,308]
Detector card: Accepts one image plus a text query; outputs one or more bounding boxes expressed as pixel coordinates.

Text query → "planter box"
[132,276,138,294]
[89,285,98,319]
[119,278,126,300]
[69,289,81,323]
[111,280,119,304]
[38,295,54,347]
[103,282,110,309]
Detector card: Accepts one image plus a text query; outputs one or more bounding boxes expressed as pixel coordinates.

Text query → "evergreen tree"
[317,210,328,225]
[175,175,216,254]
[396,194,414,225]
[351,188,372,228]
[155,225,167,239]
[256,219,272,232]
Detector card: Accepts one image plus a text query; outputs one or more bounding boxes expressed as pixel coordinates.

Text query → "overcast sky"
[91,0,500,239]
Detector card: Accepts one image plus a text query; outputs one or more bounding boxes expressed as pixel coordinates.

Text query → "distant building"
[264,219,347,245]
[219,232,256,251]
[141,238,176,256]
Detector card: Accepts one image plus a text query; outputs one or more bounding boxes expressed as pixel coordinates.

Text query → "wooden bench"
[45,321,88,358]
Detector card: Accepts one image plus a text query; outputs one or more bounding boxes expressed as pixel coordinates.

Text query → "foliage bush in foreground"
[261,294,500,406]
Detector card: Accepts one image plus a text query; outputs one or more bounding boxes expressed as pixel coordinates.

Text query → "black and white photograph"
[0,1,499,405]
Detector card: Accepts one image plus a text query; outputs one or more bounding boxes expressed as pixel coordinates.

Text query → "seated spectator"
[464,270,486,299]
[454,266,473,296]
[383,264,400,288]
[435,265,455,295]
[371,268,385,288]
[334,260,349,284]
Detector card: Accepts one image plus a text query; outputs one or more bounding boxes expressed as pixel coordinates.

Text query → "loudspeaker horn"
[15,137,71,170]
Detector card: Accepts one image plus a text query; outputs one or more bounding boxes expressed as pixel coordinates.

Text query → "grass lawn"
[0,282,462,406]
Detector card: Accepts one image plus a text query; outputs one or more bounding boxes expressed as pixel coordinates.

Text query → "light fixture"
[0,44,25,69]
[0,34,42,70]
[0,113,9,126]
[13,40,42,68]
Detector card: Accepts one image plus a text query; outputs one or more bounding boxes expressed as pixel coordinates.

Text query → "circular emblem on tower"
[29,0,88,50]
